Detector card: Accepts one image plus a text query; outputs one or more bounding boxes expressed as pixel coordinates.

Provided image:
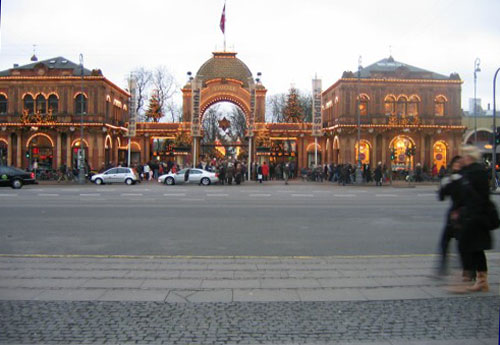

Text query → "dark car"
[0,166,38,189]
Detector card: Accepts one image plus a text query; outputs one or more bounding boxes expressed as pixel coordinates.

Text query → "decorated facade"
[0,57,130,171]
[321,56,465,172]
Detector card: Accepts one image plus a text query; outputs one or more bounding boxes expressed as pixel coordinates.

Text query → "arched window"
[48,95,58,114]
[36,94,46,114]
[75,94,87,115]
[435,96,447,116]
[105,99,110,121]
[384,95,396,115]
[407,95,420,116]
[359,94,369,116]
[396,96,408,116]
[0,95,7,114]
[23,95,34,114]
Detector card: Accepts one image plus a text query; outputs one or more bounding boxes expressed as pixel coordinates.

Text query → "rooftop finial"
[30,44,38,62]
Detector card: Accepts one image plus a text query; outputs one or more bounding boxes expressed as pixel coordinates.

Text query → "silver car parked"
[91,167,140,185]
[158,168,219,186]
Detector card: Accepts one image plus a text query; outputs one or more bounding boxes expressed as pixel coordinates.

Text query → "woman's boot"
[467,271,489,292]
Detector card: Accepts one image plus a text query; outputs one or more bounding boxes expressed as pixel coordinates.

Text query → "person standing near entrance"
[257,164,263,183]
[374,162,383,186]
[283,162,290,185]
[262,161,269,181]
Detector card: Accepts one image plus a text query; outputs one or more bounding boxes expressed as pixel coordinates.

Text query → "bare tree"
[202,105,220,144]
[165,99,182,123]
[229,106,247,142]
[266,93,286,123]
[153,66,177,119]
[298,90,313,123]
[130,67,152,121]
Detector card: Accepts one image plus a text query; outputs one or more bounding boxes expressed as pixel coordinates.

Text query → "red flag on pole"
[219,4,225,34]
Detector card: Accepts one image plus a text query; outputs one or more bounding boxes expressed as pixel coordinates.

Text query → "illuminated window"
[36,94,46,113]
[48,95,58,114]
[75,94,87,115]
[407,96,419,116]
[355,140,371,165]
[435,96,446,116]
[384,96,396,115]
[24,95,34,114]
[0,95,7,114]
[359,94,369,116]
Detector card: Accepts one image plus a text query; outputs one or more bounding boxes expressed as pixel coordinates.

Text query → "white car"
[91,167,140,185]
[158,168,219,186]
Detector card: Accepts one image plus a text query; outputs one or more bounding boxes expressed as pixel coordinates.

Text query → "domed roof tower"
[195,52,253,88]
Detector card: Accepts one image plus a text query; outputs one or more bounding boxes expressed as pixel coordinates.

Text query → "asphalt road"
[1,181,499,256]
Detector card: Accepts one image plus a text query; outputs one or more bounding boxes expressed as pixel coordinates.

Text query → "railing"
[327,114,462,126]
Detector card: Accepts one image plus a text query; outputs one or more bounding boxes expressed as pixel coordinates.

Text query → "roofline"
[322,77,463,96]
[0,75,130,97]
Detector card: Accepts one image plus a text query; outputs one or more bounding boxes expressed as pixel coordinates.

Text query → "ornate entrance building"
[135,51,317,170]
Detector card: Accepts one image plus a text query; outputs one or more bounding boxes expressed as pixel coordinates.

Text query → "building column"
[372,134,377,166]
[66,134,72,168]
[56,132,62,169]
[381,135,387,166]
[16,133,22,169]
[7,134,12,166]
[97,134,105,170]
[419,134,425,166]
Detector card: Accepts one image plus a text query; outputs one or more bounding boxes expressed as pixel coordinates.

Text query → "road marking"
[121,193,143,196]
[278,190,297,193]
[333,194,356,197]
[79,193,100,197]
[38,193,59,197]
[249,193,271,197]
[375,194,398,197]
[291,193,314,197]
[0,193,18,197]
[418,193,436,197]
[206,193,229,197]
[180,198,205,201]
[164,193,186,197]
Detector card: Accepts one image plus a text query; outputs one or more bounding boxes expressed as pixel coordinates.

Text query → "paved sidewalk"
[0,254,498,344]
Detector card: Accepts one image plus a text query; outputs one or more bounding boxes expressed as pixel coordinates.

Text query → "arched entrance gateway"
[182,52,267,174]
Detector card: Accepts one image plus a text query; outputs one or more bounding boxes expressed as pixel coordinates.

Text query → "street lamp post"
[474,58,481,144]
[78,54,86,184]
[355,56,363,184]
[491,67,500,190]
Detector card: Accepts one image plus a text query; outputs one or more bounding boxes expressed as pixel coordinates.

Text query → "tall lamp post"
[473,58,481,144]
[491,67,500,190]
[78,54,86,184]
[355,56,363,184]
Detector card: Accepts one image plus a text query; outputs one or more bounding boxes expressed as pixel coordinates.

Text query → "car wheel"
[95,178,103,185]
[125,178,133,185]
[201,177,210,186]
[165,177,175,185]
[12,179,23,189]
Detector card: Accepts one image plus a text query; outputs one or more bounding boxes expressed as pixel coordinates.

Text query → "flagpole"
[223,0,226,51]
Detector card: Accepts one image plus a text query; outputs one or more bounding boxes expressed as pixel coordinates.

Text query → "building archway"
[355,139,372,166]
[306,142,322,167]
[389,135,416,171]
[333,136,340,164]
[26,133,54,169]
[433,140,448,171]
[105,135,113,165]
[0,138,7,166]
[71,138,89,168]
[182,51,267,167]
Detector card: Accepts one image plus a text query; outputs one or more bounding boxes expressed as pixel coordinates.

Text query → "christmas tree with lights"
[145,91,163,123]
[283,87,304,123]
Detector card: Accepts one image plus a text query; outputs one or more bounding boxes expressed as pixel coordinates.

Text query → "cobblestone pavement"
[0,255,499,344]
[0,297,498,345]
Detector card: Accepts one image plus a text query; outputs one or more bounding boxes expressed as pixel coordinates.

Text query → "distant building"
[321,56,465,172]
[0,57,131,170]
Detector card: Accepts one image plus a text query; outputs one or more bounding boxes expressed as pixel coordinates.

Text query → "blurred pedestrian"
[436,155,463,277]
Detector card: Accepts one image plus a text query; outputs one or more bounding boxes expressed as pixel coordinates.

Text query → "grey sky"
[1,0,499,112]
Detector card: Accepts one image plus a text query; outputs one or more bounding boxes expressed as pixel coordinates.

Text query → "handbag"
[258,174,263,180]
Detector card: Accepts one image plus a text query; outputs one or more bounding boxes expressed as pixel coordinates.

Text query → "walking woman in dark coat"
[454,145,493,292]
[437,155,463,276]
